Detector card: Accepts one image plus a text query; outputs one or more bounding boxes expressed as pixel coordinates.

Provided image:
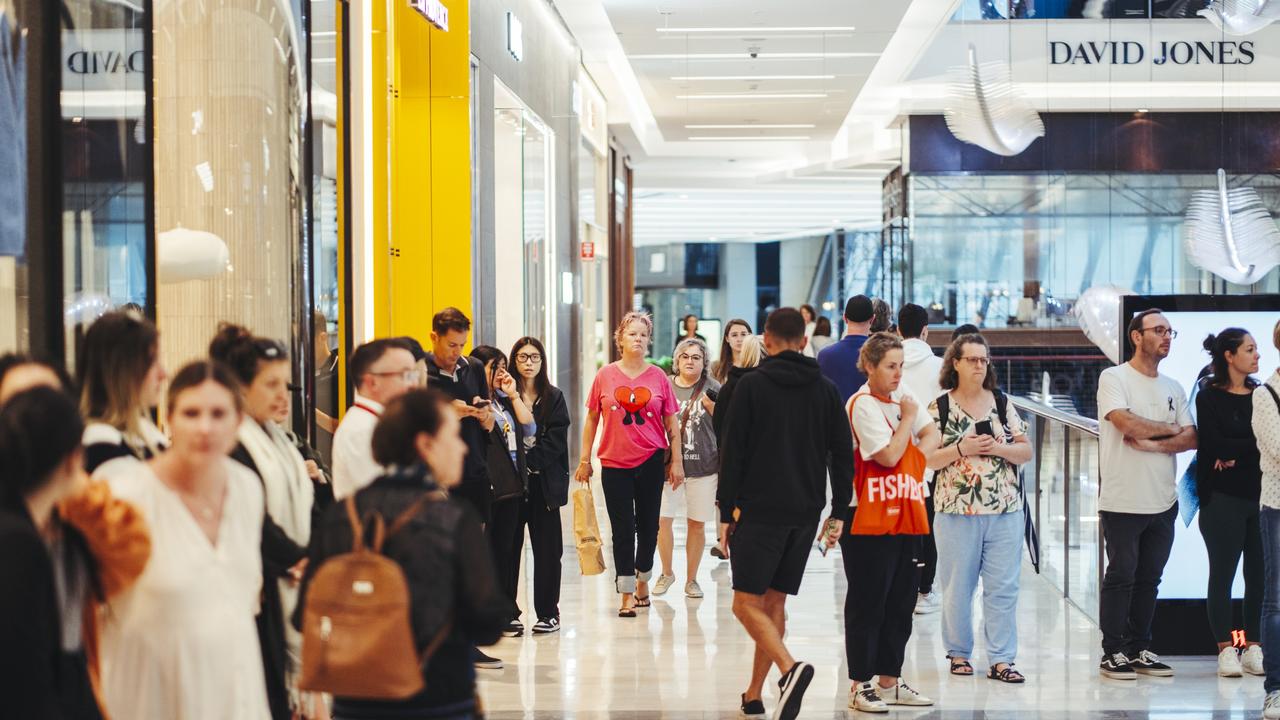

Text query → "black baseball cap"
[844,295,873,323]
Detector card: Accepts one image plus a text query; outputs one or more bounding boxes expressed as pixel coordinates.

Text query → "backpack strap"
[385,490,450,540]
[678,376,708,436]
[935,391,950,440]
[994,389,1009,432]
[1265,383,1280,420]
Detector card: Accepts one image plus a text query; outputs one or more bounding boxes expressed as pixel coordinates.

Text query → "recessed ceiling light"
[631,52,878,60]
[671,74,837,81]
[656,26,856,33]
[685,123,816,129]
[689,135,812,141]
[677,93,827,100]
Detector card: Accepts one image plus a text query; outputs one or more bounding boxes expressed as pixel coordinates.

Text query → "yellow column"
[382,0,472,341]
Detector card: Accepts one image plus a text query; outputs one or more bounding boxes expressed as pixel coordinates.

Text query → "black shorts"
[730,521,819,596]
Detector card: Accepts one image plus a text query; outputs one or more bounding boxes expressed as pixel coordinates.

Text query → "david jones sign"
[1049,40,1255,65]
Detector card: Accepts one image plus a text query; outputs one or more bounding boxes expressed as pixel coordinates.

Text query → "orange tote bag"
[847,394,930,536]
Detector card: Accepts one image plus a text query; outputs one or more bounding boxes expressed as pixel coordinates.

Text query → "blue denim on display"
[0,11,24,258]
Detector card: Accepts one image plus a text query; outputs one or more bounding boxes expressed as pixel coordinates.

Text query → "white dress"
[97,458,271,720]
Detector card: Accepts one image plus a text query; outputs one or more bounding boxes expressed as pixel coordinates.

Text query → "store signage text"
[507,12,524,61]
[411,0,449,32]
[67,48,144,76]
[581,241,595,260]
[1048,40,1255,66]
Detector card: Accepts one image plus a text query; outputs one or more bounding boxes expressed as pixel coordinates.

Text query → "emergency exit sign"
[581,242,595,260]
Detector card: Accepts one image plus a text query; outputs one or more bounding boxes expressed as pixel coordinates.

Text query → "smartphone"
[816,517,840,557]
[705,387,719,402]
[974,420,994,438]
[472,399,492,409]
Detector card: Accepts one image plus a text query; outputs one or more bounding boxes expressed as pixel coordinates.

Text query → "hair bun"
[1203,333,1217,354]
[209,323,253,361]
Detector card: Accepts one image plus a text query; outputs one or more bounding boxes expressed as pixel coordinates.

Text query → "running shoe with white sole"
[473,649,503,670]
[914,592,940,615]
[881,680,933,707]
[531,617,560,635]
[848,682,888,714]
[1264,689,1280,719]
[685,580,704,598]
[1131,650,1174,677]
[739,693,766,718]
[1244,645,1266,676]
[1099,652,1136,680]
[772,661,814,720]
[653,574,676,596]
[1218,646,1243,677]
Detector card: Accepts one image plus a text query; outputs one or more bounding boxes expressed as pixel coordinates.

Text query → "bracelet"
[958,444,965,458]
[579,459,591,466]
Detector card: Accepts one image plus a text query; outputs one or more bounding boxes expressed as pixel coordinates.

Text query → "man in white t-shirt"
[332,338,420,500]
[1096,308,1197,680]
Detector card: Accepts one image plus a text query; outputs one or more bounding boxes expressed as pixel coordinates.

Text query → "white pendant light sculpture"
[157,227,231,284]
[1199,0,1280,35]
[1073,285,1135,365]
[1184,169,1280,286]
[943,44,1045,157]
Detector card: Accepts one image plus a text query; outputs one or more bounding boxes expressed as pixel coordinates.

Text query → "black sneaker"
[532,617,561,635]
[502,619,524,637]
[774,661,814,720]
[1099,652,1136,680]
[739,693,766,718]
[473,649,503,670]
[1130,650,1174,677]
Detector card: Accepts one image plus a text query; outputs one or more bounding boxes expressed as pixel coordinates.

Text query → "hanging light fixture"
[1184,169,1280,286]
[1073,285,1135,365]
[157,227,231,283]
[1198,0,1280,35]
[943,44,1044,157]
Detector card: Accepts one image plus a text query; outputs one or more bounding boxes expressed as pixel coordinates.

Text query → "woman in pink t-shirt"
[576,311,684,616]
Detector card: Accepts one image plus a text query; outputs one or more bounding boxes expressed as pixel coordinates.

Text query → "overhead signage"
[62,30,145,92]
[411,0,449,32]
[1049,40,1255,66]
[507,12,524,61]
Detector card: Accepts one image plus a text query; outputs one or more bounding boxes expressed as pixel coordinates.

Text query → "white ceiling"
[553,0,954,245]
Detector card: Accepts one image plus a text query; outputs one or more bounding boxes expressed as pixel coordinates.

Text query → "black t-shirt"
[1196,384,1262,503]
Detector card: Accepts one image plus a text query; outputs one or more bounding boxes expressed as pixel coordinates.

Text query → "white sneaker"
[881,680,934,707]
[914,592,940,615]
[1264,690,1280,719]
[653,574,676,596]
[1244,645,1266,676]
[848,682,888,713]
[685,580,704,598]
[1218,646,1243,678]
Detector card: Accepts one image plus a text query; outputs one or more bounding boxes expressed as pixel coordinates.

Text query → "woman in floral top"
[926,333,1032,684]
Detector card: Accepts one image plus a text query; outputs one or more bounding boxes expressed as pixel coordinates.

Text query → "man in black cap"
[817,294,875,404]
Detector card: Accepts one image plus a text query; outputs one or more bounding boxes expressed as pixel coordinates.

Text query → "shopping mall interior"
[8,0,1280,717]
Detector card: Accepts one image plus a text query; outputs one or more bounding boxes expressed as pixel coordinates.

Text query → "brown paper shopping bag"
[573,484,607,576]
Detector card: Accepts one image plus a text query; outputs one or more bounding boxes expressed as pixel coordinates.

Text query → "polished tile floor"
[479,520,1267,719]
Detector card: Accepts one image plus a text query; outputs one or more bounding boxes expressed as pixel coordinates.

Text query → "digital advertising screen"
[1120,295,1280,600]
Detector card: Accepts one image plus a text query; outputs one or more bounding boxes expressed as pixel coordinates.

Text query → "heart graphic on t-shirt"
[613,386,651,426]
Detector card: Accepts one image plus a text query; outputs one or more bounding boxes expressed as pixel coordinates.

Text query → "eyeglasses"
[369,368,425,384]
[676,353,704,362]
[958,356,991,366]
[515,353,542,364]
[1139,327,1178,339]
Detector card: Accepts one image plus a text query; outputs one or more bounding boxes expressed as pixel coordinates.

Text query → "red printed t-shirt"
[587,363,680,469]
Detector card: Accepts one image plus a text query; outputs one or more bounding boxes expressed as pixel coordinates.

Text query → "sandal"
[634,595,651,608]
[987,664,1025,684]
[617,607,637,618]
[948,656,974,676]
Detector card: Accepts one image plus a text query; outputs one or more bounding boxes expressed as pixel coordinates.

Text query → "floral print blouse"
[929,391,1028,515]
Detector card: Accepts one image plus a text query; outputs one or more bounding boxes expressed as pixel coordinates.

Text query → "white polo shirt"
[332,393,386,500]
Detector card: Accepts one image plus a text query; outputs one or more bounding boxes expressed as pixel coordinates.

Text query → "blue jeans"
[935,510,1024,666]
[1260,506,1280,693]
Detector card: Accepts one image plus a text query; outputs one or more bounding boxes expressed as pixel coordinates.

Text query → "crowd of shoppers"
[15,295,1280,720]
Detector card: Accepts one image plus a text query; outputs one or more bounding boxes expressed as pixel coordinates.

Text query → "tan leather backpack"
[298,492,451,699]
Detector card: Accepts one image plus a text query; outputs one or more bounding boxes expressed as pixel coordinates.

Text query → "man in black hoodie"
[719,307,855,720]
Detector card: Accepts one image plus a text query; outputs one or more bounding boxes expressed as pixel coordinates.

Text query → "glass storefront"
[61,0,149,369]
[493,79,553,371]
[909,172,1280,328]
[0,1,32,353]
[312,0,342,459]
[577,70,609,406]
[152,0,307,369]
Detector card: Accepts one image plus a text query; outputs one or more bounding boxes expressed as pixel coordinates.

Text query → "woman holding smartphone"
[469,346,537,637]
[925,333,1032,684]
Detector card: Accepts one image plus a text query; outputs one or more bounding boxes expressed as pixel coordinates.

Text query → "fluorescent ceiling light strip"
[684,123,816,129]
[672,75,836,81]
[631,52,878,60]
[688,135,812,140]
[656,26,856,33]
[677,93,827,100]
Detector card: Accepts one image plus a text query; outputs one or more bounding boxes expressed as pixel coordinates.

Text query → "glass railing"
[1012,395,1102,625]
